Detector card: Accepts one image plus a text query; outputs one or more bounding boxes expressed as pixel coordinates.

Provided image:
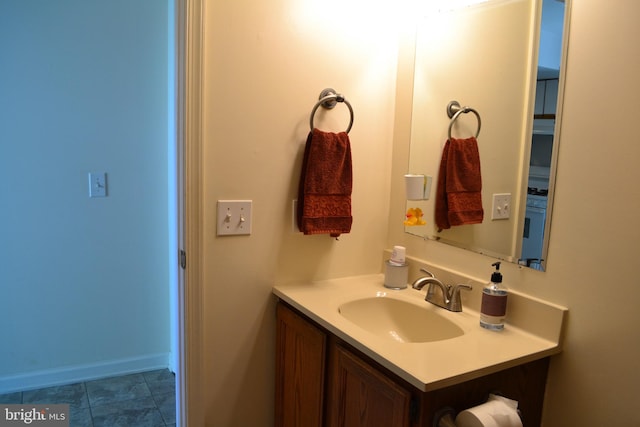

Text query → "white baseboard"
[0,353,171,394]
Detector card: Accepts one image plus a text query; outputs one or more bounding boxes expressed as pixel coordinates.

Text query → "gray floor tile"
[142,369,174,384]
[70,407,94,427]
[86,373,151,407]
[23,382,89,409]
[6,370,175,427]
[143,369,175,397]
[153,391,176,424]
[90,396,165,427]
[0,392,22,404]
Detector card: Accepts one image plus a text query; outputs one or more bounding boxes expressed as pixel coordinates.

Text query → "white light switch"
[217,200,252,236]
[88,172,107,198]
[491,193,511,220]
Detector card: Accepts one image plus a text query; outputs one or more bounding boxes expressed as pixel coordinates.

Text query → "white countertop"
[273,274,567,392]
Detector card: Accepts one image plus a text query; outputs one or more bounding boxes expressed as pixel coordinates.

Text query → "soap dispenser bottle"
[480,262,508,331]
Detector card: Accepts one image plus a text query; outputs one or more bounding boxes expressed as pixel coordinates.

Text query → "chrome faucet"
[411,268,437,289]
[411,268,472,312]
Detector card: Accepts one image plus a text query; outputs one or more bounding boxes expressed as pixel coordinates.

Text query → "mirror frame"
[537,0,571,272]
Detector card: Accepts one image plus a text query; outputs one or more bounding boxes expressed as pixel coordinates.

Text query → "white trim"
[168,0,179,377]
[0,353,170,394]
[176,0,204,425]
[175,0,187,425]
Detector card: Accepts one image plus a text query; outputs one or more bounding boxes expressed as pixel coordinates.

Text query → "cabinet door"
[327,343,412,427]
[534,80,545,115]
[275,303,326,427]
[543,79,559,115]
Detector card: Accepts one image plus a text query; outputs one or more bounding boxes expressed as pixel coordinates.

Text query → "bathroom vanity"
[273,274,566,427]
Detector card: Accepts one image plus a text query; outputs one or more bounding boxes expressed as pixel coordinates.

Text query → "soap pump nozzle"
[491,261,502,284]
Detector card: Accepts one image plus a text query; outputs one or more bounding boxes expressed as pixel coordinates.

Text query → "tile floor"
[0,369,176,427]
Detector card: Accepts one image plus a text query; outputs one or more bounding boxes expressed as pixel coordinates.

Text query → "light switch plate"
[217,200,252,236]
[491,193,511,220]
[88,172,107,198]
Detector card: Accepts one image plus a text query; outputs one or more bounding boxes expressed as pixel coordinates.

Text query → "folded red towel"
[435,137,484,230]
[297,129,353,237]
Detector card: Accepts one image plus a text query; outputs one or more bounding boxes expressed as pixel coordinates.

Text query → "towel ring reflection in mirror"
[447,100,481,140]
[310,88,354,134]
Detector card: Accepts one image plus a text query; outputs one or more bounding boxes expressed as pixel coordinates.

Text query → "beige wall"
[199,0,400,424]
[197,0,640,426]
[389,1,640,426]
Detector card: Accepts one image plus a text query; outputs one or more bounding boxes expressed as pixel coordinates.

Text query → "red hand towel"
[435,137,484,230]
[297,129,353,237]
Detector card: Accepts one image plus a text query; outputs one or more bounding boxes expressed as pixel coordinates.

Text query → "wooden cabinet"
[275,301,550,427]
[275,302,326,427]
[327,343,412,427]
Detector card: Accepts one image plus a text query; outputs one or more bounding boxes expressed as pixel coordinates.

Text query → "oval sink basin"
[338,297,464,343]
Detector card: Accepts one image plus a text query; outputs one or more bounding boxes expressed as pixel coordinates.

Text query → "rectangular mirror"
[405,0,568,271]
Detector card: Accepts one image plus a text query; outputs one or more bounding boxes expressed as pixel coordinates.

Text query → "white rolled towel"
[455,394,522,427]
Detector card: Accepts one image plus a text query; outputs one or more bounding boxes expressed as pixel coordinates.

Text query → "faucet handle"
[449,284,472,312]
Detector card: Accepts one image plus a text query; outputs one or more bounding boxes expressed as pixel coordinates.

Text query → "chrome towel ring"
[310,88,354,134]
[447,100,481,140]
